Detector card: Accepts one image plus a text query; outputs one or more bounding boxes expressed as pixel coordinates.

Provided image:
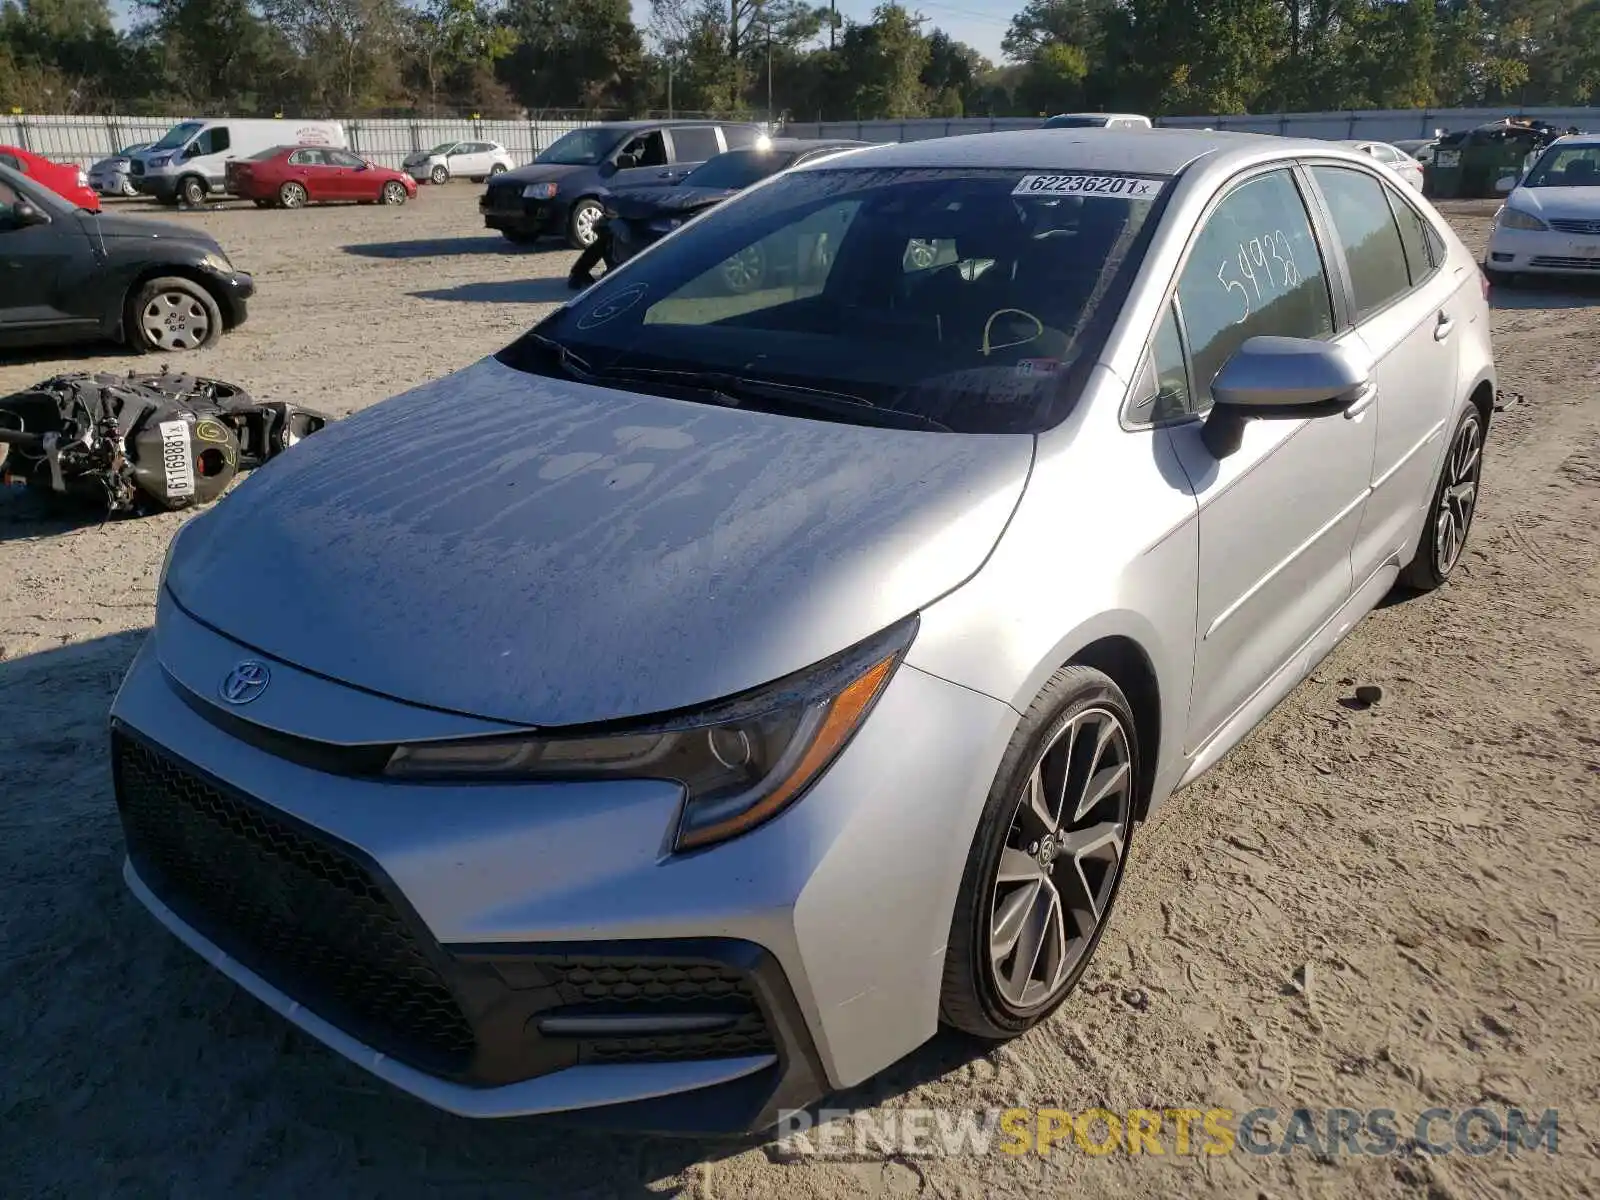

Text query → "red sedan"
[225,145,418,208]
[0,145,100,211]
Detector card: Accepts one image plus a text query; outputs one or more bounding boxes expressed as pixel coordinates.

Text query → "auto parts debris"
[0,370,328,515]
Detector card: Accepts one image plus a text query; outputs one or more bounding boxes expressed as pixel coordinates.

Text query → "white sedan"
[1342,140,1425,191]
[1484,135,1600,284]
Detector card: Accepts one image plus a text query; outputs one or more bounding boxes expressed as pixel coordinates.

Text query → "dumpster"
[1424,118,1569,198]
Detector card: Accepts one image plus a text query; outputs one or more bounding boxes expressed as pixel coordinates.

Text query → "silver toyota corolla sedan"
[110,129,1496,1134]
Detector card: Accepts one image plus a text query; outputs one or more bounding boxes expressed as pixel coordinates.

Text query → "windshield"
[1044,116,1107,129]
[500,165,1168,434]
[150,121,203,152]
[536,127,623,166]
[118,143,147,156]
[683,149,799,190]
[1522,144,1600,187]
[429,142,456,154]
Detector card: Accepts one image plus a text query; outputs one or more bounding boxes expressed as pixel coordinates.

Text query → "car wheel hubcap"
[1434,417,1482,575]
[384,183,403,203]
[142,292,209,350]
[575,206,598,245]
[989,707,1132,1011]
[431,167,446,184]
[283,185,304,207]
[722,247,763,291]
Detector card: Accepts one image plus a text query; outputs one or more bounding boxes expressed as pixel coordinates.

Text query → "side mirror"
[5,200,49,228]
[1201,336,1373,458]
[1495,174,1518,193]
[615,153,638,170]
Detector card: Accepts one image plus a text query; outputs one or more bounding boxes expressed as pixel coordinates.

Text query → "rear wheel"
[126,277,223,352]
[489,163,507,177]
[381,180,407,205]
[940,666,1139,1040]
[278,181,308,209]
[1398,405,1485,593]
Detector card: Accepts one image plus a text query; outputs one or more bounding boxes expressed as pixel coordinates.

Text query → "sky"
[105,0,1019,64]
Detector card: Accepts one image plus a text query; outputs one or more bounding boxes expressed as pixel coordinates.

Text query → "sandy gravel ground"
[2,190,1597,1199]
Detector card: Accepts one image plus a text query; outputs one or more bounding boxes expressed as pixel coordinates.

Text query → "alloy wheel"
[280,182,307,209]
[720,245,766,293]
[430,165,448,185]
[573,203,600,247]
[989,706,1133,1011]
[141,291,211,351]
[1434,414,1482,576]
[382,181,406,205]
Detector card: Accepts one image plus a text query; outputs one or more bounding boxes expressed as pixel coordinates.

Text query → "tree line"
[2,0,1597,122]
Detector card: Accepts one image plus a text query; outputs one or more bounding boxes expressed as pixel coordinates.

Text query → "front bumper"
[208,269,254,327]
[91,170,130,194]
[108,594,1020,1131]
[1485,224,1600,275]
[132,174,184,202]
[480,189,564,236]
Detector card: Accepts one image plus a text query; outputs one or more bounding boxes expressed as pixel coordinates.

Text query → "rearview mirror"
[1201,336,1373,458]
[1495,174,1518,193]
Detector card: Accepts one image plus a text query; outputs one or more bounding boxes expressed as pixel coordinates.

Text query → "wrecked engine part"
[0,370,328,515]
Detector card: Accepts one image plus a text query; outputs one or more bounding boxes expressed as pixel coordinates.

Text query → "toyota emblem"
[219,660,271,705]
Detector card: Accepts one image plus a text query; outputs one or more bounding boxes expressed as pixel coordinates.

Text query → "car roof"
[592,118,763,132]
[759,138,869,153]
[795,128,1330,177]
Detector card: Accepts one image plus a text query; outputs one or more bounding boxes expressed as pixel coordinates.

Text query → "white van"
[130,119,348,205]
[1041,113,1153,130]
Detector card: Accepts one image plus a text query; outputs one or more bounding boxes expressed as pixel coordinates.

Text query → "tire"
[125,276,224,352]
[1397,404,1486,593]
[178,175,207,206]
[567,198,604,250]
[278,181,308,209]
[939,665,1140,1040]
[380,180,407,206]
[720,244,767,294]
[122,178,138,198]
[429,164,448,185]
[489,163,507,177]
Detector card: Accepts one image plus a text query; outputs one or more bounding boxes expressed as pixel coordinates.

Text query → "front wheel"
[430,164,448,185]
[567,198,603,250]
[940,666,1139,1040]
[380,180,407,205]
[125,277,223,352]
[179,175,206,206]
[121,178,138,198]
[1398,405,1485,593]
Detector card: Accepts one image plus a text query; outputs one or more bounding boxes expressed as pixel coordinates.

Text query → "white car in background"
[1343,140,1424,191]
[87,142,153,197]
[1484,135,1600,285]
[402,139,514,185]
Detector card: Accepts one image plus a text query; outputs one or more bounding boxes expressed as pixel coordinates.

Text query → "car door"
[1307,164,1462,589]
[287,148,334,201]
[0,178,95,333]
[1161,165,1379,753]
[188,125,233,185]
[326,149,371,199]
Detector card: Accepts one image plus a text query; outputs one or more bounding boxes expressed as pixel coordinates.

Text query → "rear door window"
[1309,165,1413,320]
[1175,168,1335,401]
[721,126,761,149]
[1387,188,1437,285]
[670,126,723,163]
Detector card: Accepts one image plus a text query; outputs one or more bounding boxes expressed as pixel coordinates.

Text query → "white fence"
[0,115,603,170]
[781,107,1600,144]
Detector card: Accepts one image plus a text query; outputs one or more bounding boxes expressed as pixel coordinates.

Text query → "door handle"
[1434,311,1454,341]
[1343,380,1378,419]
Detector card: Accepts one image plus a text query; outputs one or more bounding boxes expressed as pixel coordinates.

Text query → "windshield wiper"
[590,366,953,432]
[521,331,598,381]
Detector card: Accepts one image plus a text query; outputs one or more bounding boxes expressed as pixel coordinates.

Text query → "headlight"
[384,616,918,851]
[148,153,171,167]
[1497,205,1547,231]
[200,251,234,273]
[522,182,557,200]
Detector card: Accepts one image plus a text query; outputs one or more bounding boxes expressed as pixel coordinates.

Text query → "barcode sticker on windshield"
[1013,174,1166,199]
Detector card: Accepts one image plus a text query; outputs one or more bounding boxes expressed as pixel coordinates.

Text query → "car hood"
[166,355,1034,727]
[493,162,591,187]
[90,156,129,172]
[613,185,739,220]
[1510,185,1600,220]
[81,211,222,250]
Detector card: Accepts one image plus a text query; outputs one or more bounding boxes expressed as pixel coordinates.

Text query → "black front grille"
[113,732,477,1075]
[130,159,143,177]
[1549,218,1600,236]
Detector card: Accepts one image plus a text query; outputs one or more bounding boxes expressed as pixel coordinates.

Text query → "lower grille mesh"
[113,732,477,1074]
